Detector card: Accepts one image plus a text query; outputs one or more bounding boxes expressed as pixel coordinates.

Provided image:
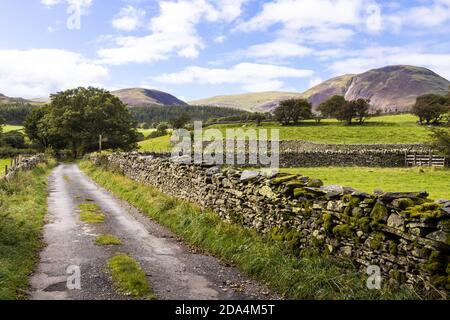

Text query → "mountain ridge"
[190,65,450,113]
[111,88,187,107]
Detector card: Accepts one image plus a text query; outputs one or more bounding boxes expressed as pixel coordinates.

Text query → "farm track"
[29,163,278,300]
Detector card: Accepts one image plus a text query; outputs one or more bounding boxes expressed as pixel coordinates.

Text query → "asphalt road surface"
[29,163,278,300]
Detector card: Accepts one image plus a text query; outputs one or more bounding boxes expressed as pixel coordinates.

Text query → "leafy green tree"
[274,99,312,125]
[431,127,450,156]
[335,99,370,125]
[25,87,138,157]
[317,95,346,118]
[24,106,58,150]
[169,114,191,129]
[2,130,26,149]
[253,112,266,126]
[412,94,448,125]
[353,99,371,124]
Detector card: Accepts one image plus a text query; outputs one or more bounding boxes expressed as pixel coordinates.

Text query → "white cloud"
[98,0,248,65]
[155,62,313,92]
[243,41,313,59]
[329,46,450,80]
[112,6,146,32]
[41,0,61,7]
[0,49,108,98]
[384,0,450,30]
[41,0,93,8]
[236,0,368,33]
[214,35,226,43]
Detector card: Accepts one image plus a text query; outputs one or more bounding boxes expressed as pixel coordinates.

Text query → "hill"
[189,91,303,112]
[306,65,450,113]
[112,88,187,107]
[0,93,33,105]
[190,65,450,113]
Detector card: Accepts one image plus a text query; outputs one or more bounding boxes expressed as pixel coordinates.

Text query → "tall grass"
[0,160,55,299]
[80,160,419,300]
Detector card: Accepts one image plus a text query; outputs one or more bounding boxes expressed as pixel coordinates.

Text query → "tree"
[2,130,26,149]
[273,103,291,125]
[431,127,450,157]
[353,99,370,124]
[253,113,266,126]
[412,94,448,125]
[317,95,346,118]
[274,99,312,125]
[25,87,138,158]
[169,114,191,129]
[334,99,370,125]
[24,106,57,150]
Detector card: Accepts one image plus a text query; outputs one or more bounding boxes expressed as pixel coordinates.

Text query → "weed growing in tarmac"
[78,203,105,223]
[95,234,122,246]
[108,254,155,299]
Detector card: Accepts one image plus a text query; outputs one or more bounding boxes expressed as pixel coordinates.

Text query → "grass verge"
[0,159,55,300]
[80,160,420,300]
[108,254,154,299]
[78,203,105,223]
[96,234,122,246]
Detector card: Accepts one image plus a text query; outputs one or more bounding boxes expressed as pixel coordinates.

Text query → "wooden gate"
[405,153,446,168]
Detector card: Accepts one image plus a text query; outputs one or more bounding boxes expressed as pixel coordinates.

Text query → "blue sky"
[1,0,450,101]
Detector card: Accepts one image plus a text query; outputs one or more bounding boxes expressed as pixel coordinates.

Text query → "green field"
[138,114,430,151]
[137,128,156,138]
[138,135,172,152]
[2,125,24,133]
[209,114,431,144]
[0,159,11,177]
[281,167,450,200]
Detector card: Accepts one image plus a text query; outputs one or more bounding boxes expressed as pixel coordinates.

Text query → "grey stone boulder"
[321,185,345,194]
[426,230,450,245]
[205,166,221,176]
[387,214,405,231]
[240,170,260,182]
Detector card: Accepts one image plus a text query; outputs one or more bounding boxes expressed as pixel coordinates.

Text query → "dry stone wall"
[3,154,46,180]
[91,152,450,294]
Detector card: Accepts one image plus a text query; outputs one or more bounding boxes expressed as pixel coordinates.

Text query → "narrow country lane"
[29,163,277,300]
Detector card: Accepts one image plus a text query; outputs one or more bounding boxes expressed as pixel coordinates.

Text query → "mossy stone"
[392,198,415,210]
[370,202,389,222]
[332,224,353,238]
[323,213,333,233]
[271,175,297,185]
[402,202,443,219]
[370,232,385,251]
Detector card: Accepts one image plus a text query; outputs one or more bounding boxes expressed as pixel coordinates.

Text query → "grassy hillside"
[281,167,450,200]
[190,91,303,112]
[112,88,187,107]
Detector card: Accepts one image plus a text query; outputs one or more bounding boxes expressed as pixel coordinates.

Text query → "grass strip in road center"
[108,254,155,299]
[78,203,105,224]
[95,234,122,246]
